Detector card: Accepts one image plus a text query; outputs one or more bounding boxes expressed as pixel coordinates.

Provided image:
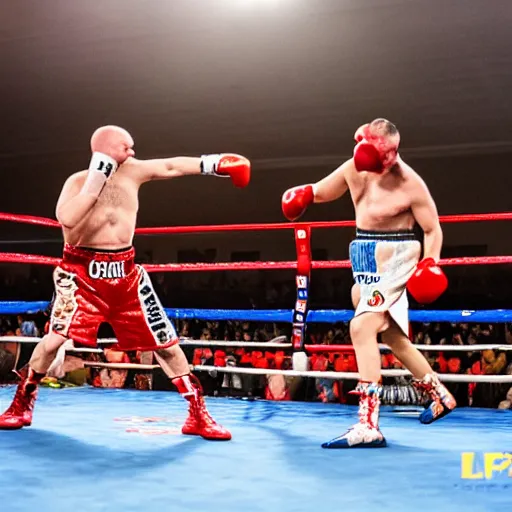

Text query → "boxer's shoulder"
[112,157,148,182]
[59,171,88,196]
[395,160,425,188]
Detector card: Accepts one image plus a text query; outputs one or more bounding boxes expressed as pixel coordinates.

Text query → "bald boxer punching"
[282,119,455,448]
[0,125,250,440]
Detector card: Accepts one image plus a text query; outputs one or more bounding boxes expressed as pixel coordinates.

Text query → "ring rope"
[2,302,511,322]
[78,362,512,383]
[83,362,159,371]
[0,211,510,232]
[192,365,512,383]
[0,253,510,271]
[3,336,510,353]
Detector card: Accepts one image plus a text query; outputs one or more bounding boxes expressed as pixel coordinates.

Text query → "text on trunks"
[88,260,126,279]
[354,273,381,285]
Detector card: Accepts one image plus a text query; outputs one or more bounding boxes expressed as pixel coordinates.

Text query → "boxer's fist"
[407,258,448,304]
[353,141,384,173]
[201,154,251,188]
[282,184,314,221]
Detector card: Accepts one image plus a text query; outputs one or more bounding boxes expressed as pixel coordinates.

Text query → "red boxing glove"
[353,141,384,173]
[352,122,398,173]
[281,184,314,221]
[201,153,251,188]
[407,258,448,304]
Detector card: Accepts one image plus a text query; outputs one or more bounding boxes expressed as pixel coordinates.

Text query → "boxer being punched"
[0,125,251,440]
[282,119,455,448]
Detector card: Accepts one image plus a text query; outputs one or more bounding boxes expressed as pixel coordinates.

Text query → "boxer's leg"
[0,332,67,430]
[30,331,68,374]
[154,345,231,441]
[349,311,388,382]
[322,299,388,448]
[111,267,231,440]
[0,265,103,431]
[381,321,432,378]
[381,319,456,423]
[154,344,190,378]
[323,284,394,448]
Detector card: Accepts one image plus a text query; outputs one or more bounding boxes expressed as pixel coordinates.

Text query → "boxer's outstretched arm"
[136,154,251,188]
[139,157,202,181]
[312,160,351,203]
[411,178,443,262]
[56,173,99,229]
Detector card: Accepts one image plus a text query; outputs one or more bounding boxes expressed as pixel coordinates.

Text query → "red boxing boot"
[172,374,231,441]
[0,368,44,430]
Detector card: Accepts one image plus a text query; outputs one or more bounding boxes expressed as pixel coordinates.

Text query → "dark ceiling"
[1,0,511,227]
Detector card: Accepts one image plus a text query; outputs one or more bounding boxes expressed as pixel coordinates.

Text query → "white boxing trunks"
[349,229,421,336]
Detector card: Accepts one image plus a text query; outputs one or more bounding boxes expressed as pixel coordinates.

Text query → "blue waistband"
[355,228,417,241]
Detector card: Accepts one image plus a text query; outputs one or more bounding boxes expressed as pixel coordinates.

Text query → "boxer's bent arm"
[312,160,350,203]
[56,173,99,229]
[410,177,443,262]
[137,157,202,182]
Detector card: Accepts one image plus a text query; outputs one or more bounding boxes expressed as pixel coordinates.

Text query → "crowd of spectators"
[0,311,510,409]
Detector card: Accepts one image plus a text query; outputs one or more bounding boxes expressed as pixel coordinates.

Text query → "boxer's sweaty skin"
[60,164,139,249]
[314,156,437,233]
[313,155,442,263]
[57,156,200,250]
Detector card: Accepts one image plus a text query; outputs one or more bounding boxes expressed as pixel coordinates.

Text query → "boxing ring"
[0,211,511,512]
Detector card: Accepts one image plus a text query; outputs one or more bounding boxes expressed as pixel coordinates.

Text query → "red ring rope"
[0,253,509,271]
[0,210,509,270]
[0,211,510,233]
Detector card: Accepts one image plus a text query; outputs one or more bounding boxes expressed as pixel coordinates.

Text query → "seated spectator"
[498,387,512,410]
[16,315,39,338]
[92,349,130,389]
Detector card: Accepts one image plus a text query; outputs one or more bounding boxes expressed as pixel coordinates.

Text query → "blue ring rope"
[2,301,511,322]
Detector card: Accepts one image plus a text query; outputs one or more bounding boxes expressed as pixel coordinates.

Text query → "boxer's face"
[367,120,400,171]
[115,132,135,162]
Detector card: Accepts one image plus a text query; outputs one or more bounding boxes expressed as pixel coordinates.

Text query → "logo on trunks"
[355,273,381,285]
[367,290,384,307]
[139,283,170,343]
[88,260,126,279]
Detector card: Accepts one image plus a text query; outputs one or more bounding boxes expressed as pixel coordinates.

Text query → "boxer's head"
[354,118,400,172]
[90,125,135,164]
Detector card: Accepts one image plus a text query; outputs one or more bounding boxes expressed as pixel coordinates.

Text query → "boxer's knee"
[29,332,67,373]
[155,343,182,362]
[350,312,387,344]
[349,314,367,343]
[381,321,407,348]
[33,332,67,357]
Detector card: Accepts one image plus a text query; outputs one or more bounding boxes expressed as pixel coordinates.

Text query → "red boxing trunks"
[49,244,179,351]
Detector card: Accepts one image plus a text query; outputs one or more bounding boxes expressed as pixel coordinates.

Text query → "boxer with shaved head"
[0,125,250,440]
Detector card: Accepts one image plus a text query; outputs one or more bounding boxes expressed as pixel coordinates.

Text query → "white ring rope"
[77,362,512,384]
[83,362,159,370]
[390,343,512,352]
[2,336,511,383]
[2,336,511,352]
[192,365,512,384]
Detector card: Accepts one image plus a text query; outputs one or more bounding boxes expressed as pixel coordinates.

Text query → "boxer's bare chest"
[92,177,139,224]
[349,169,414,229]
